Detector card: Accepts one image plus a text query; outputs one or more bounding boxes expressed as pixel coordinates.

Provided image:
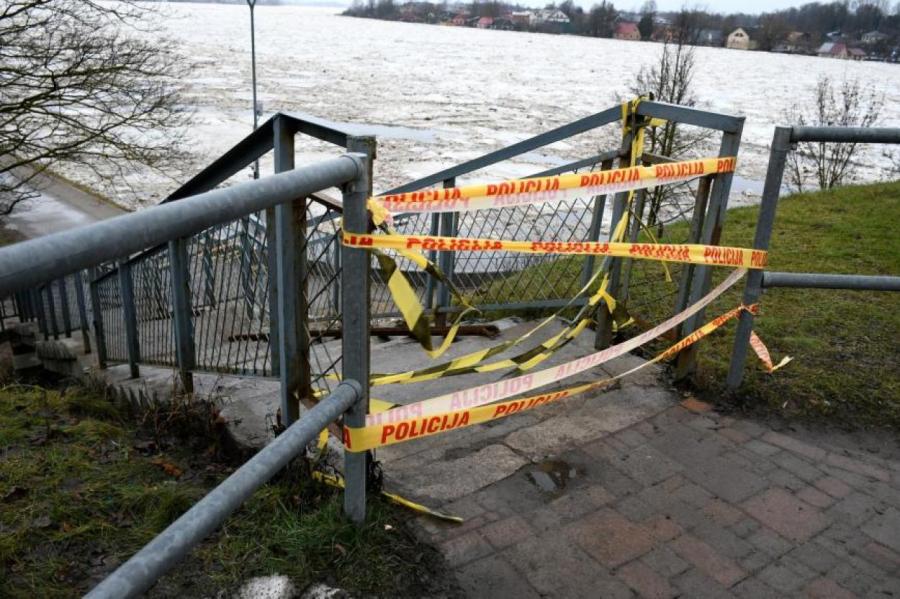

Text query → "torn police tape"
[344,298,756,452]
[367,156,736,224]
[342,268,748,452]
[344,232,768,270]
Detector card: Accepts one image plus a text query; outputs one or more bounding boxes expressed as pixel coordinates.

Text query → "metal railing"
[0,150,375,597]
[726,126,900,389]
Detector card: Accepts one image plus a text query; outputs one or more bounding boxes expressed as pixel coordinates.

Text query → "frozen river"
[72,4,900,208]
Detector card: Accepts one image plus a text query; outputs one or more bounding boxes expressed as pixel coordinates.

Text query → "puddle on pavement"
[526,459,582,496]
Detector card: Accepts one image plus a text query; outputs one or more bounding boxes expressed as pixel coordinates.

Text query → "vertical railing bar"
[73,270,92,354]
[342,140,373,524]
[58,278,72,338]
[45,284,60,340]
[675,122,744,378]
[169,237,196,393]
[673,174,713,325]
[726,126,790,389]
[580,158,614,288]
[88,268,108,368]
[118,260,141,378]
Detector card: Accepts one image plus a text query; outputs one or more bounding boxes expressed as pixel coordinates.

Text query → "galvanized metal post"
[45,284,60,340]
[58,277,72,338]
[595,130,635,350]
[33,288,47,339]
[580,158,614,287]
[118,261,141,378]
[73,271,92,354]
[169,238,196,394]
[331,232,341,314]
[342,142,372,524]
[675,121,744,379]
[424,212,441,312]
[88,269,108,369]
[673,175,712,322]
[435,177,457,328]
[273,116,307,427]
[726,127,791,390]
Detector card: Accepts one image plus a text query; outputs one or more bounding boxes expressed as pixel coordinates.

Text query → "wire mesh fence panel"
[188,211,273,376]
[132,247,176,367]
[97,274,127,363]
[305,199,343,396]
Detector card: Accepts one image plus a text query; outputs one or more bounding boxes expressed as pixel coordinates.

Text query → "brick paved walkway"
[417,399,900,598]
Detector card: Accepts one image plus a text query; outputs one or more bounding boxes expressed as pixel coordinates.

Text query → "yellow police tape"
[344,300,755,452]
[367,156,736,224]
[750,330,793,373]
[343,232,769,270]
[344,268,747,451]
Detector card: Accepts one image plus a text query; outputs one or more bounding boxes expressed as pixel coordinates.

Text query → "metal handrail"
[0,156,362,296]
[85,380,362,599]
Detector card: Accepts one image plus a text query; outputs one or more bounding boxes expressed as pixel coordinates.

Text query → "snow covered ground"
[63,3,900,209]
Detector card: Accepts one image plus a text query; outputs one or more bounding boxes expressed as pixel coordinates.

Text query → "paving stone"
[616,428,649,449]
[729,517,761,539]
[611,445,684,486]
[766,467,807,491]
[731,577,782,599]
[804,577,857,599]
[729,419,766,438]
[615,559,676,599]
[828,492,886,528]
[861,541,900,573]
[815,476,853,499]
[787,541,841,574]
[504,534,634,599]
[772,451,823,483]
[616,495,657,522]
[737,550,772,573]
[718,427,751,445]
[479,515,534,550]
[756,561,810,594]
[690,522,754,560]
[680,397,713,413]
[747,527,793,558]
[671,568,738,599]
[670,534,746,587]
[682,457,768,504]
[456,554,542,599]
[702,498,744,527]
[761,431,827,461]
[672,482,714,508]
[640,545,690,578]
[826,452,891,482]
[566,509,658,568]
[796,485,835,508]
[860,507,900,553]
[742,488,829,542]
[439,531,494,568]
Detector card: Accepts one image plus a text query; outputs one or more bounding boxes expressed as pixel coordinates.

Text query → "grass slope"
[0,385,451,598]
[482,181,900,428]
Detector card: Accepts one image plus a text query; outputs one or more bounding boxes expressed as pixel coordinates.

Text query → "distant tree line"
[344,0,900,56]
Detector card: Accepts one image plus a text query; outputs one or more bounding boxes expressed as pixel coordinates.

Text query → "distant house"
[510,10,534,27]
[774,31,811,54]
[697,28,724,47]
[817,42,848,58]
[476,16,493,29]
[536,9,570,24]
[726,27,753,50]
[492,17,514,31]
[614,22,641,41]
[847,47,867,60]
[450,14,467,26]
[862,30,889,45]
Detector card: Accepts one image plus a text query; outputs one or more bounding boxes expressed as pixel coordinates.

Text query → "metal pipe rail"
[85,380,362,599]
[0,156,362,296]
[726,125,900,390]
[762,271,900,292]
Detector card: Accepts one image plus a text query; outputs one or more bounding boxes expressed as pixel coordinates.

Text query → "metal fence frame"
[726,126,900,389]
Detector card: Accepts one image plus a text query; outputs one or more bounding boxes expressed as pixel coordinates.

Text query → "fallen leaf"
[150,458,183,478]
[334,543,347,556]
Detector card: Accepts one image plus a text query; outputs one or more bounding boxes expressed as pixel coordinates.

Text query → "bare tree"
[0,0,190,217]
[786,76,883,192]
[628,31,709,234]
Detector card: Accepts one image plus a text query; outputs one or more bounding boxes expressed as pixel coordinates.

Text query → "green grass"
[0,385,450,598]
[481,181,900,428]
